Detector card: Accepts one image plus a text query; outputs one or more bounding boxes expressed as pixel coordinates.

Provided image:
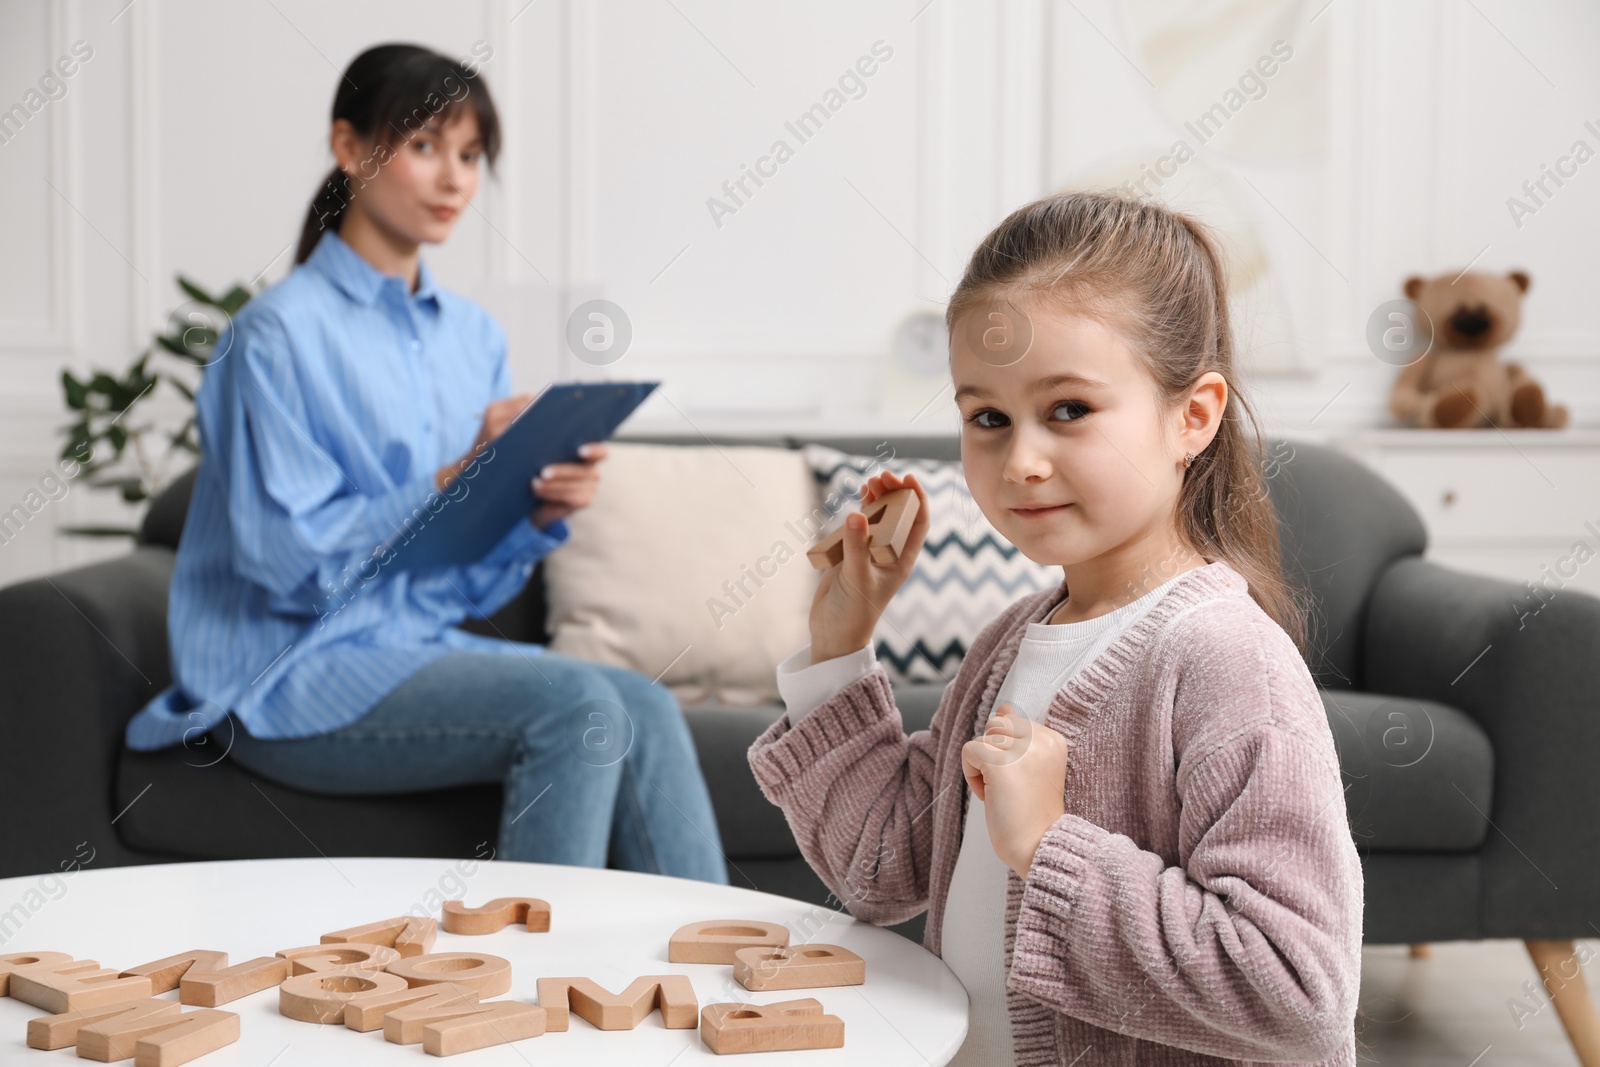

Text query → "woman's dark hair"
[295,42,501,264]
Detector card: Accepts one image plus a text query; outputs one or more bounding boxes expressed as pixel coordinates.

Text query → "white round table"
[0,857,967,1064]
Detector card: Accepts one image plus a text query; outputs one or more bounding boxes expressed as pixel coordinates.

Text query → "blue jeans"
[224,646,729,883]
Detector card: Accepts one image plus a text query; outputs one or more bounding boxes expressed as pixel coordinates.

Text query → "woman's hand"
[808,471,930,663]
[530,442,607,530]
[437,394,536,492]
[960,705,1070,878]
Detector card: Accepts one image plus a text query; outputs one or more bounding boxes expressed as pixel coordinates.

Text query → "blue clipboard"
[382,380,658,571]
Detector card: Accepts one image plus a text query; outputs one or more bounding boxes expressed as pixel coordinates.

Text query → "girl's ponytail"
[947,190,1308,655]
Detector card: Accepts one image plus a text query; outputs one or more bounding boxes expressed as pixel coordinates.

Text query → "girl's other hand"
[530,442,608,529]
[808,471,930,663]
[960,705,1070,878]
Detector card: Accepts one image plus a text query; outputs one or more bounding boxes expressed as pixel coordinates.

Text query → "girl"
[750,191,1362,1064]
[125,43,726,883]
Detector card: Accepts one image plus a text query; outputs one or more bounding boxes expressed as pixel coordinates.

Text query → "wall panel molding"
[0,0,79,354]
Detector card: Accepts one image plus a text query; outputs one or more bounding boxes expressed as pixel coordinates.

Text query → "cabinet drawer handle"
[1442,489,1457,506]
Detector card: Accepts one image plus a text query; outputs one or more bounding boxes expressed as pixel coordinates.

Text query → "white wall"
[1,0,1597,586]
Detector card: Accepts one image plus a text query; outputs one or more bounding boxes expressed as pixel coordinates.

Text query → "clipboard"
[382,380,658,571]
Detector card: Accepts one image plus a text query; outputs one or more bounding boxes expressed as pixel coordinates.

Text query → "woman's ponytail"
[294,166,354,265]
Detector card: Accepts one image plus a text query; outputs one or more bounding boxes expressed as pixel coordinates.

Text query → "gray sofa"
[4,434,1598,969]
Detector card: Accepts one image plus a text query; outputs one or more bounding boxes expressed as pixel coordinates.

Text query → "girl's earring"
[1182,452,1195,469]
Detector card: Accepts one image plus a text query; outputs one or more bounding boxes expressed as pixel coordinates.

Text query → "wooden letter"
[321,915,438,957]
[668,920,789,965]
[30,998,172,1051]
[344,984,477,1035]
[701,998,845,1054]
[7,958,153,1013]
[131,1009,240,1067]
[733,944,865,991]
[279,967,409,1024]
[378,987,483,1043]
[177,955,290,1007]
[807,487,920,570]
[422,1002,546,1057]
[120,950,229,994]
[122,949,289,1006]
[276,943,399,975]
[74,999,238,1064]
[385,952,512,998]
[0,951,71,996]
[535,976,697,1031]
[440,897,551,935]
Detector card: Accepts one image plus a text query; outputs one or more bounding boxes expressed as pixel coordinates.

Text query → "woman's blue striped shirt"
[124,229,569,750]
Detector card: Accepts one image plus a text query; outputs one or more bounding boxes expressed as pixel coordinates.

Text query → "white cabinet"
[1321,429,1600,599]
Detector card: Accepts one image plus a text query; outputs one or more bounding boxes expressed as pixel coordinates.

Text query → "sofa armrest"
[1363,555,1600,936]
[0,547,177,878]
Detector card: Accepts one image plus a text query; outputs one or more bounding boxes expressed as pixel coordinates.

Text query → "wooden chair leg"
[1408,943,1430,959]
[1526,939,1600,1067]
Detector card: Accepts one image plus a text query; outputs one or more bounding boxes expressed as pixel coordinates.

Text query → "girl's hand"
[960,705,1070,878]
[809,471,930,663]
[530,442,607,529]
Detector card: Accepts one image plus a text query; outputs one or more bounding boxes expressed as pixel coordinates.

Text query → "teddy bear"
[1388,269,1568,429]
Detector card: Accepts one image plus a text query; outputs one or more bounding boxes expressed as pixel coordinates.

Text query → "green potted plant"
[58,277,254,536]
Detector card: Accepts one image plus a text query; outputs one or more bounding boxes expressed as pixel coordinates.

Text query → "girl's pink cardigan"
[748,559,1363,1065]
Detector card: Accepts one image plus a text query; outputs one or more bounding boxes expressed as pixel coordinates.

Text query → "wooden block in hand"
[807,487,920,570]
[668,920,790,965]
[732,944,865,991]
[440,897,550,935]
[321,915,438,957]
[700,997,845,1054]
[536,976,697,1031]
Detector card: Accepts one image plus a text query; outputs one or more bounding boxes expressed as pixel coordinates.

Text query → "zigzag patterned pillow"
[803,444,1062,686]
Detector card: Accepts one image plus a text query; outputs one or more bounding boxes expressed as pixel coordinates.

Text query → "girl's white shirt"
[775,571,1188,1067]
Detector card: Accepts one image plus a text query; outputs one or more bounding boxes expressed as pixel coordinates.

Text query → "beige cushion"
[542,442,822,702]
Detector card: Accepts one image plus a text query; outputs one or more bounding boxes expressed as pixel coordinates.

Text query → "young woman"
[126,43,726,882]
[751,191,1362,1064]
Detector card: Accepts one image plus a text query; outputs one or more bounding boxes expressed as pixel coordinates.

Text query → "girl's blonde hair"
[946,189,1307,654]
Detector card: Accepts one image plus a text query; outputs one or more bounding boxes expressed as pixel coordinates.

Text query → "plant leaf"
[62,370,87,410]
[60,428,91,463]
[219,285,253,315]
[177,276,218,307]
